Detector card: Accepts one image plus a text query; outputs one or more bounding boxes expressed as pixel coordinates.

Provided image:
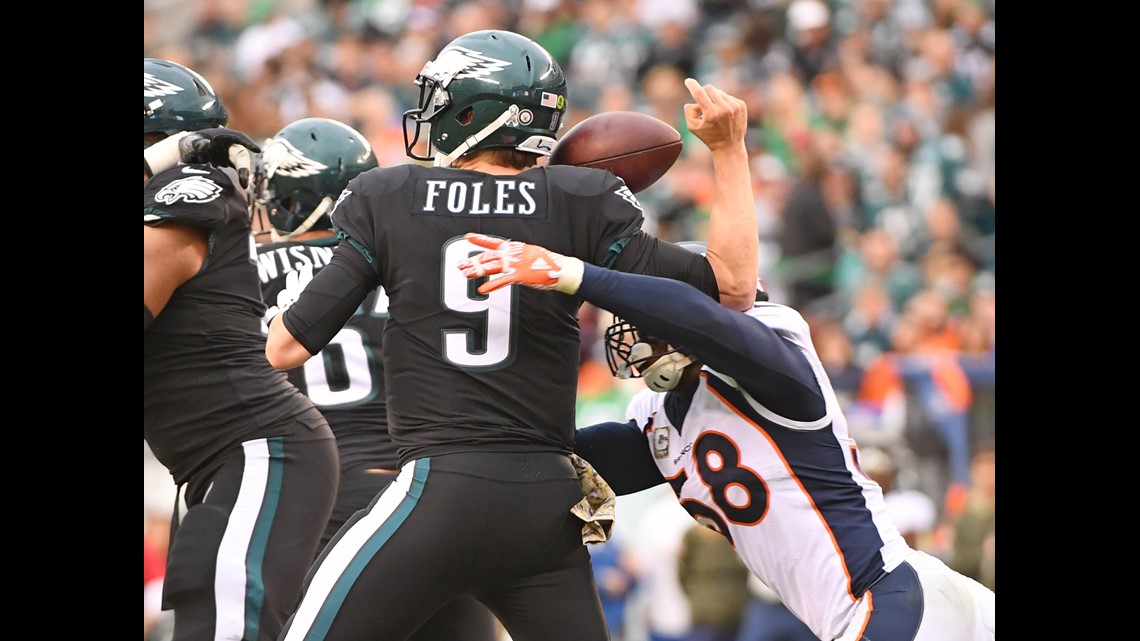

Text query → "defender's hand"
[458,233,584,295]
[179,127,262,188]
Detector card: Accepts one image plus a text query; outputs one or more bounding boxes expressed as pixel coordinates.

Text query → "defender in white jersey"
[458,237,995,641]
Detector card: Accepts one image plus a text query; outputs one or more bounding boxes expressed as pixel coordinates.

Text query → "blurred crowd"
[144,0,994,639]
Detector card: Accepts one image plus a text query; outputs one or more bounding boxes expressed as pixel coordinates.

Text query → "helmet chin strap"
[434,105,519,168]
[271,196,334,243]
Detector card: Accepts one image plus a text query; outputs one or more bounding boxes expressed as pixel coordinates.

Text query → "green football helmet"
[254,118,378,241]
[402,30,568,167]
[144,58,228,139]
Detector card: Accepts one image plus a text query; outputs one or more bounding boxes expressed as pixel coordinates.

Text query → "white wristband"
[143,131,191,177]
[554,257,585,295]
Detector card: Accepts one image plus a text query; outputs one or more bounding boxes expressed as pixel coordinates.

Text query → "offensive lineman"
[144,58,338,641]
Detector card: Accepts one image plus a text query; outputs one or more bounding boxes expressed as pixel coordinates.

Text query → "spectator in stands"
[734,575,816,641]
[948,440,995,591]
[785,0,841,85]
[590,537,641,640]
[634,490,695,641]
[859,446,937,550]
[144,512,172,641]
[777,136,840,316]
[679,525,752,641]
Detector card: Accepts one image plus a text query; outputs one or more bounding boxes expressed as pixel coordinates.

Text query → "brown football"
[549,111,683,193]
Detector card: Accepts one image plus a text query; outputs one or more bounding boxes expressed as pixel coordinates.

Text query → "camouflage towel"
[569,453,616,544]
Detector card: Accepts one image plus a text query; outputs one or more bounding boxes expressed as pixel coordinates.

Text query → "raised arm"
[683,78,758,311]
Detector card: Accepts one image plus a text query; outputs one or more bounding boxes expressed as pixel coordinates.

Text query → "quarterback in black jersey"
[267,31,758,641]
[253,117,499,641]
[143,59,339,641]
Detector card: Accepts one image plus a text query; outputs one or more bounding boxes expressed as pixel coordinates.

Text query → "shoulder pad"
[542,165,621,197]
[144,164,235,229]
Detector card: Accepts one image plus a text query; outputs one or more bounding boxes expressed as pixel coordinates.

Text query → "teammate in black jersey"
[265,30,758,641]
[252,117,498,641]
[143,58,339,641]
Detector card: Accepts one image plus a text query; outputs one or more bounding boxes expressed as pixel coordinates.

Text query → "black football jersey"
[320,163,717,464]
[257,236,396,470]
[144,164,322,483]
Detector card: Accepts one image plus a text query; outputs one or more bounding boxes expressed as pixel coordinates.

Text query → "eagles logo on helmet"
[144,58,228,142]
[253,118,379,241]
[402,30,568,167]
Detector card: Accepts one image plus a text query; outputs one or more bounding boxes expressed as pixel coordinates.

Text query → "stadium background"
[144,1,995,638]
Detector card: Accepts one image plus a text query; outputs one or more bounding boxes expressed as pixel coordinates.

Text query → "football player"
[144,58,340,641]
[142,60,260,187]
[252,117,498,641]
[457,237,997,641]
[266,29,758,641]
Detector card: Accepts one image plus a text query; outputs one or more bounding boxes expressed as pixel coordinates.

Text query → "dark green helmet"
[254,118,378,239]
[402,30,568,167]
[144,58,228,137]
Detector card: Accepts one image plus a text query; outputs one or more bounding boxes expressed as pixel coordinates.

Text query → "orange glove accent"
[457,249,508,279]
[458,233,584,295]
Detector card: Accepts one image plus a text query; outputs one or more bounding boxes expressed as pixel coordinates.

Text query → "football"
[549,111,683,193]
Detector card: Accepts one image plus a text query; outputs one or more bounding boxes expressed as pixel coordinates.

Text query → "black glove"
[179,128,262,188]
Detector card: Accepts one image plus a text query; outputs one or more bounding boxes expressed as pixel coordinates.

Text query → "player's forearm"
[704,144,758,311]
[267,244,376,369]
[581,263,758,368]
[574,421,664,494]
[265,314,314,369]
[579,264,824,418]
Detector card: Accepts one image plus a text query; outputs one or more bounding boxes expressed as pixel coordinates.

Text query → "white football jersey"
[624,303,912,640]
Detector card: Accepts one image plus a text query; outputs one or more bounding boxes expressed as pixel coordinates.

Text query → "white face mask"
[630,343,694,392]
